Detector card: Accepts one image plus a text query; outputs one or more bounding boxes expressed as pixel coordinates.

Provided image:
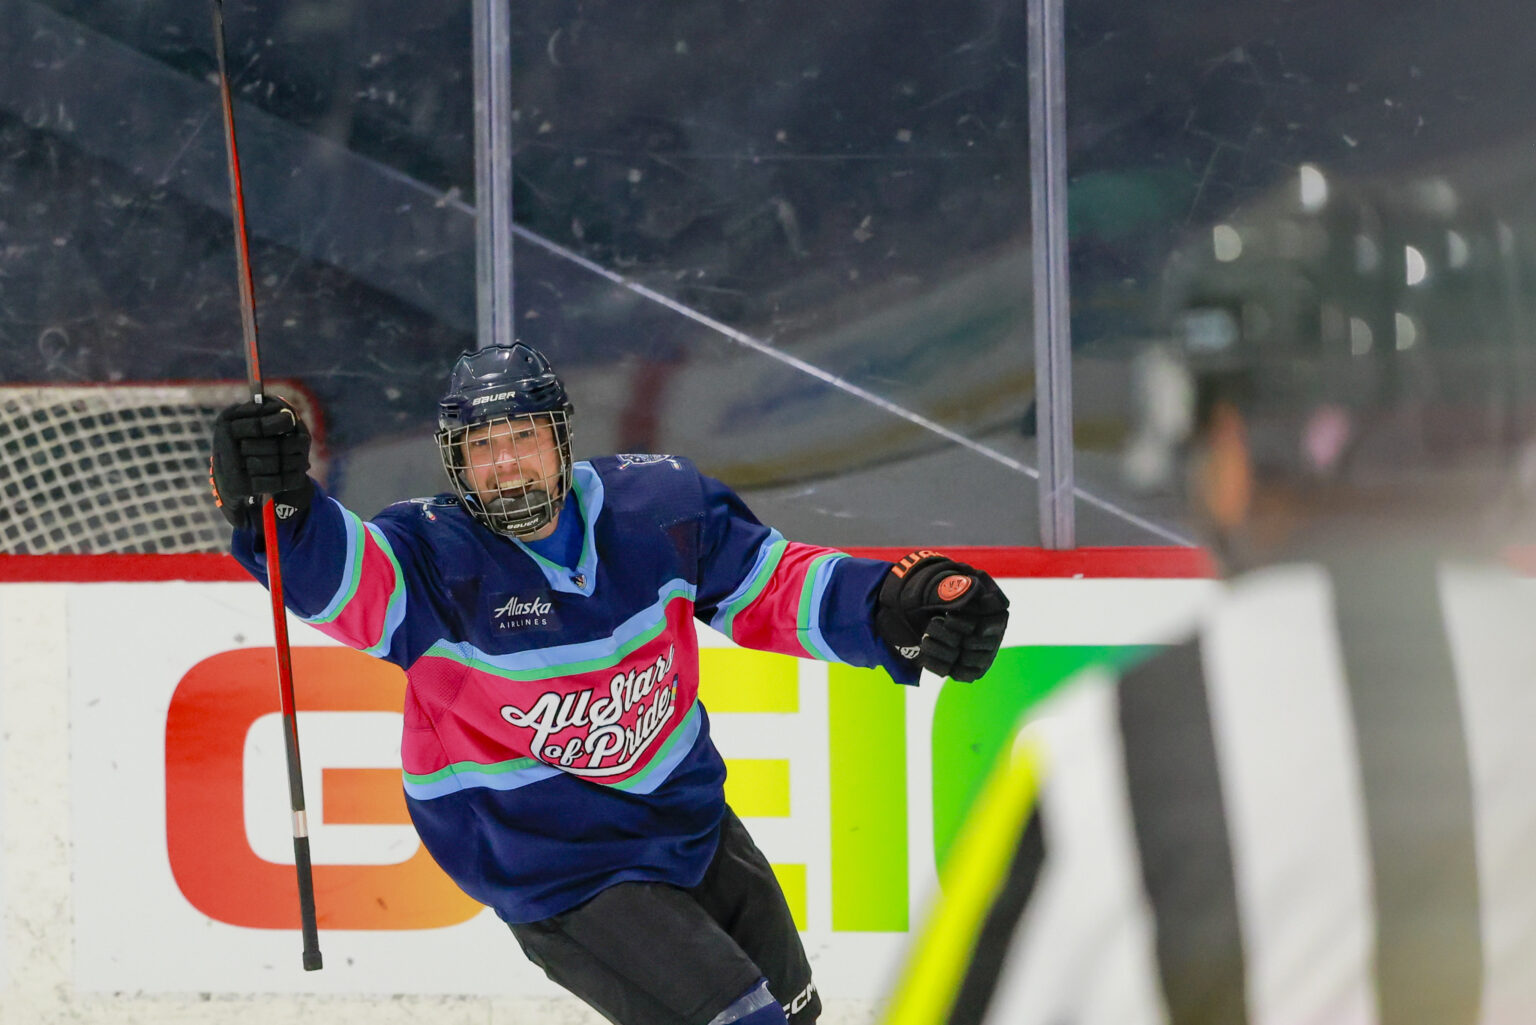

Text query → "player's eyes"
[464,425,537,450]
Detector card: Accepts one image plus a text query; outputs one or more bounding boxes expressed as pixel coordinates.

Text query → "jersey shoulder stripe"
[710,531,787,637]
[796,550,849,660]
[302,498,365,623]
[727,541,850,660]
[300,500,408,656]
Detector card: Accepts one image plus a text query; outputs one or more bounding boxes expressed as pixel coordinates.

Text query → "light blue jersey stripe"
[424,578,697,680]
[404,704,703,801]
[709,529,786,635]
[303,498,363,623]
[798,551,847,661]
[610,702,703,795]
[404,759,562,800]
[359,523,410,657]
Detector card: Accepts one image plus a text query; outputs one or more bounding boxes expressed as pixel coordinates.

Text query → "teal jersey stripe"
[421,580,696,682]
[452,618,667,682]
[609,702,703,794]
[402,703,703,801]
[403,755,559,800]
[711,532,787,638]
[405,754,541,784]
[796,551,847,661]
[303,499,366,625]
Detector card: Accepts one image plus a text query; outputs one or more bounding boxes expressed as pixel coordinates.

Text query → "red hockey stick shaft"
[211,0,322,972]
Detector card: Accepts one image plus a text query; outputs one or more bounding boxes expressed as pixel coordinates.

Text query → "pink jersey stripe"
[309,526,402,653]
[401,600,703,786]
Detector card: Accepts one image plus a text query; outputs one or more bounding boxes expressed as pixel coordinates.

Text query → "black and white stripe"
[974,561,1533,1025]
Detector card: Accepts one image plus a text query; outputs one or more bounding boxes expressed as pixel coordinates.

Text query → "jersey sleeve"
[229,480,436,668]
[691,468,918,684]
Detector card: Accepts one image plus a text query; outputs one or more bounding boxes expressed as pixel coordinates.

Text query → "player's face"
[459,416,563,534]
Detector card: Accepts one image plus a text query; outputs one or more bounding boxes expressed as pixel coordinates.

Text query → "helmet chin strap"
[482,488,565,538]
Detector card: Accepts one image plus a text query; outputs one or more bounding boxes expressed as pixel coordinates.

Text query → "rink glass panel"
[13,1,1534,550]
[5,0,1042,550]
[1062,0,1536,543]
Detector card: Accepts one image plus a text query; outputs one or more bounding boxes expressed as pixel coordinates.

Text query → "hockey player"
[209,342,1009,1025]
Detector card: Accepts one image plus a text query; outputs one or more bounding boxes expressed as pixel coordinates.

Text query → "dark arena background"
[1,0,1535,1022]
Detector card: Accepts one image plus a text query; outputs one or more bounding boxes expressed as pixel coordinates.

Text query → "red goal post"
[0,381,325,555]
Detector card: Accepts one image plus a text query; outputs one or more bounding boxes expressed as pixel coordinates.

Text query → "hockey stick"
[210,0,323,973]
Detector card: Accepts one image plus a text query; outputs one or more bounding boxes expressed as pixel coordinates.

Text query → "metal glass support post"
[472,0,516,349]
[1027,0,1075,548]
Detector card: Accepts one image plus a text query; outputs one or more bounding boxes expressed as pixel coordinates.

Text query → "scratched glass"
[1063,0,1536,543]
[13,1,1531,550]
[5,0,1035,549]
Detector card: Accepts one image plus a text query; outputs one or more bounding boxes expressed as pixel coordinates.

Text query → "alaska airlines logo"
[493,594,555,630]
[499,645,678,777]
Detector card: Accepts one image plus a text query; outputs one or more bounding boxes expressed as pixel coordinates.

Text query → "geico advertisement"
[68,577,1219,994]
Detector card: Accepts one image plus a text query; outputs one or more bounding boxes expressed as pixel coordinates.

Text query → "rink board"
[5,549,1535,1024]
[0,548,1212,999]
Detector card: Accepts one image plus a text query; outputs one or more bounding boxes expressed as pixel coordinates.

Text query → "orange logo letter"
[165,647,482,930]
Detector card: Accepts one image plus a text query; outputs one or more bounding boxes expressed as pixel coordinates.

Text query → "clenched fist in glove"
[875,550,1009,682]
[208,398,313,530]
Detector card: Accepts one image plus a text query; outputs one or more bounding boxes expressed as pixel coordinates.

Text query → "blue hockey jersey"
[232,454,915,923]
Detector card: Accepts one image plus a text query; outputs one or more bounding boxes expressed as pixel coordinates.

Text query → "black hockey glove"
[208,397,312,530]
[875,550,1009,682]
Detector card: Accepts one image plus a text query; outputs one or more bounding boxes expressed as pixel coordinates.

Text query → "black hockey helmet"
[436,343,575,538]
[438,343,574,428]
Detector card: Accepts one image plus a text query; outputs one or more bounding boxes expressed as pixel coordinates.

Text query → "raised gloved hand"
[875,550,1009,682]
[208,397,312,529]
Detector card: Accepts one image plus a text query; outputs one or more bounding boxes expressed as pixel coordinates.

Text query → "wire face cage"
[437,409,573,538]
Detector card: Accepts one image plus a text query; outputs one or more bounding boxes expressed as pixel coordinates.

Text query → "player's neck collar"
[512,462,602,596]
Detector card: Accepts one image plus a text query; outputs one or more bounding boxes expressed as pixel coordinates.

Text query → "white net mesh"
[0,383,322,554]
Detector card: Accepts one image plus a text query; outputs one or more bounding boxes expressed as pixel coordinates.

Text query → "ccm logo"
[784,981,817,1017]
[165,647,481,931]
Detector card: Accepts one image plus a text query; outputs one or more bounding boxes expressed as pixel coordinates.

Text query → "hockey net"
[0,382,324,555]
